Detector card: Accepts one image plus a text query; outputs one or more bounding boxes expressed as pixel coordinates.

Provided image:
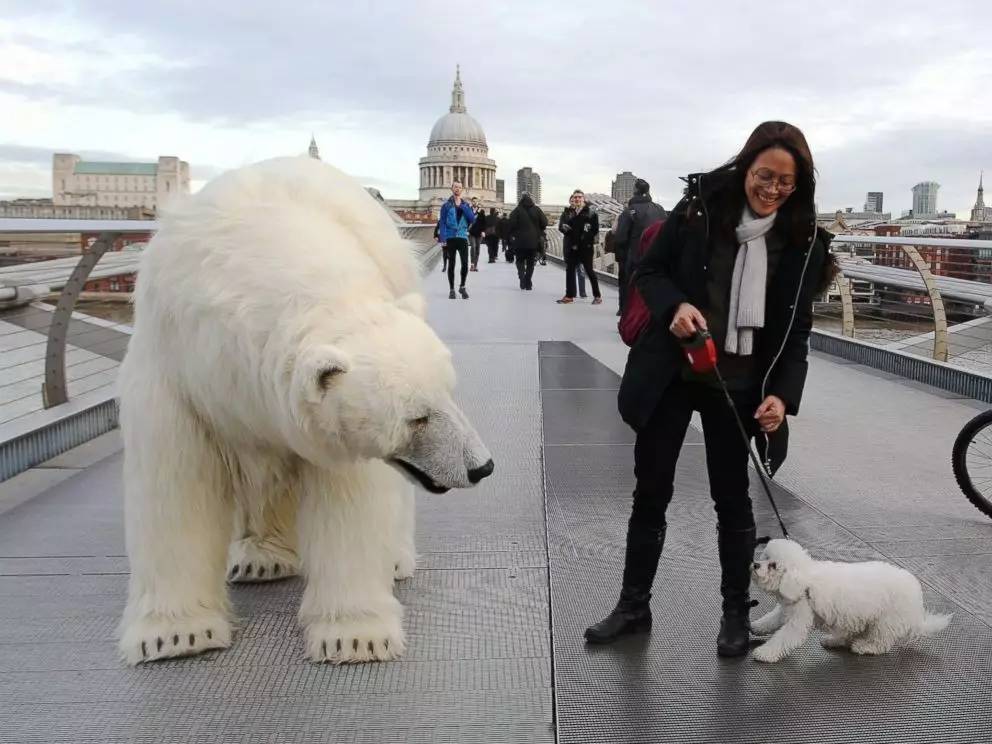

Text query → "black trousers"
[446,238,469,289]
[565,247,601,298]
[631,380,760,533]
[515,250,535,288]
[486,236,500,262]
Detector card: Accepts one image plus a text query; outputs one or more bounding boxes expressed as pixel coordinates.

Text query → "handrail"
[42,232,117,407]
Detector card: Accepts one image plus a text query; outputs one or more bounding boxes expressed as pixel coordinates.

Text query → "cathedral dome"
[428,112,487,148]
[426,66,487,149]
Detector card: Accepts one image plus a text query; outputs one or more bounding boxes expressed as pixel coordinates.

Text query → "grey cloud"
[4,1,990,207]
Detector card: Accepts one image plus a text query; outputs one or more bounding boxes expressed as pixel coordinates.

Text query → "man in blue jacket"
[438,180,476,299]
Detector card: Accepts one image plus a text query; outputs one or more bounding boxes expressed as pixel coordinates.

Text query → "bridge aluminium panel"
[540,341,992,744]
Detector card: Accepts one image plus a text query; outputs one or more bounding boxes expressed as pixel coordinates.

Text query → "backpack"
[617,219,664,346]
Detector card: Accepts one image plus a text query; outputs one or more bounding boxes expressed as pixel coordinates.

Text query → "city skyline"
[0,2,990,216]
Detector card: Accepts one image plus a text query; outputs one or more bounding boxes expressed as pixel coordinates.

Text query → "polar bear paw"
[119,610,231,665]
[304,614,406,664]
[393,551,417,581]
[227,537,299,583]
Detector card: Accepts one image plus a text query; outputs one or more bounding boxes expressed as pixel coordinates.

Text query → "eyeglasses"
[751,168,797,194]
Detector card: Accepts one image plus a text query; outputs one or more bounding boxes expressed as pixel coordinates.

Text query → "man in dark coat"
[506,193,548,290]
[613,178,666,313]
[498,213,513,262]
[556,190,603,304]
[484,208,501,263]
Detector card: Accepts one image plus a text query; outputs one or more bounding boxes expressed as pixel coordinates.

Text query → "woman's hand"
[669,302,707,339]
[755,395,785,433]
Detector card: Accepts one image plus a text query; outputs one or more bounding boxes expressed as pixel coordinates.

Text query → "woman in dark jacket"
[506,193,548,290]
[585,121,837,657]
[557,190,602,304]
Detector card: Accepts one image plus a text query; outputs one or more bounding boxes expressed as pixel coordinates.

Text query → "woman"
[557,190,602,304]
[585,122,837,657]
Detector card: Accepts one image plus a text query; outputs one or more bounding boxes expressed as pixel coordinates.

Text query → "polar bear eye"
[769,561,777,570]
[408,415,430,429]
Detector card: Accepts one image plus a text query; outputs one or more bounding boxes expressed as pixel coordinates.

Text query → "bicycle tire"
[952,409,992,520]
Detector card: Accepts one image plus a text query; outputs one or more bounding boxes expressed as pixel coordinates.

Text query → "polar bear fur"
[117,157,493,665]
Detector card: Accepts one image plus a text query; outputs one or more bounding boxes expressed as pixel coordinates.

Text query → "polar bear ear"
[394,292,426,318]
[295,345,351,403]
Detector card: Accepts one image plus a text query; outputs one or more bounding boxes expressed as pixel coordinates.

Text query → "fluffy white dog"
[750,539,952,663]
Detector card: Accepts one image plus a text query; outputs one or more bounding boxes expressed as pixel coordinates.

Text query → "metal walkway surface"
[1,255,991,743]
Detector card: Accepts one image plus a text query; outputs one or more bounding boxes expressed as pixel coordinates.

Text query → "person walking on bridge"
[506,192,547,291]
[584,121,836,657]
[614,178,666,314]
[468,197,485,271]
[557,190,602,304]
[439,180,475,299]
[485,207,501,263]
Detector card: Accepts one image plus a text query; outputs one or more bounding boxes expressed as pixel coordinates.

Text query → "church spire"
[308,134,320,160]
[976,171,986,209]
[449,64,467,114]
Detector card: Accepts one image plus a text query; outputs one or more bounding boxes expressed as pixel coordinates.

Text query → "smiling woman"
[587,121,839,658]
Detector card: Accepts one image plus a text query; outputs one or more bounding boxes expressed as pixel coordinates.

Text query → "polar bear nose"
[468,459,494,484]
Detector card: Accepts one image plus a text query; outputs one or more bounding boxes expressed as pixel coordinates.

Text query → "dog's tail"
[919,612,953,636]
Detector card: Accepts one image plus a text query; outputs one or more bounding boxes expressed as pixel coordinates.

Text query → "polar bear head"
[289,296,493,492]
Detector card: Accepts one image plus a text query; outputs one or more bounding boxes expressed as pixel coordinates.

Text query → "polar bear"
[117,157,493,665]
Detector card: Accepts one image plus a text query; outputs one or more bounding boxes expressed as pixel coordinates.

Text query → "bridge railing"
[543,224,992,378]
[818,235,992,372]
[0,219,439,482]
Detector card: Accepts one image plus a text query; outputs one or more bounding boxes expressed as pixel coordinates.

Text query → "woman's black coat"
[618,173,834,473]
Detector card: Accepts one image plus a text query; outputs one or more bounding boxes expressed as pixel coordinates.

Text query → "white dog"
[749,539,951,663]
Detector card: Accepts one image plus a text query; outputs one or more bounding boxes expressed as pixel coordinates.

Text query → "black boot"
[585,521,665,644]
[716,525,757,657]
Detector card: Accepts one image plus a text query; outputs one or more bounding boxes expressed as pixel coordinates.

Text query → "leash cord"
[711,363,790,538]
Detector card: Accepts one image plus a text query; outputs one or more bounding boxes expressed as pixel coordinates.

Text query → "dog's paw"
[850,639,889,656]
[393,551,416,581]
[304,613,406,664]
[752,644,786,663]
[119,610,231,665]
[820,634,850,650]
[227,537,299,583]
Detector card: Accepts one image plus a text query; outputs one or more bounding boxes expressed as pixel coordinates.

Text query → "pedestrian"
[613,178,666,315]
[499,212,513,262]
[434,219,447,273]
[556,190,602,304]
[485,207,501,263]
[584,121,837,657]
[438,180,475,299]
[468,197,485,271]
[506,192,547,291]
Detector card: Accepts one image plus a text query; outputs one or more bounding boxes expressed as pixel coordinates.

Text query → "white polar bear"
[117,156,493,665]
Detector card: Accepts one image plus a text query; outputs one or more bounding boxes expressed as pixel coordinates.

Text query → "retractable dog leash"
[680,330,790,539]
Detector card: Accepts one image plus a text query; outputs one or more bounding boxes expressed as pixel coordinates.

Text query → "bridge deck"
[1,256,990,743]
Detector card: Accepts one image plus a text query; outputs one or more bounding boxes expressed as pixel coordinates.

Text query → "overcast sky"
[1,1,990,216]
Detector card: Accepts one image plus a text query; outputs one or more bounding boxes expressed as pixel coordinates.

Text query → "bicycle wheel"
[952,409,992,519]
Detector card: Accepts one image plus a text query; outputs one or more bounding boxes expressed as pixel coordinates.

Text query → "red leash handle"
[680,330,718,374]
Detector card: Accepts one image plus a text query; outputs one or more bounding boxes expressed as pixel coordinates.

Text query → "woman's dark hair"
[701,121,817,247]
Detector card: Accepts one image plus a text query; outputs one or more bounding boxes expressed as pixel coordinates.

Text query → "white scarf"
[726,208,777,356]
